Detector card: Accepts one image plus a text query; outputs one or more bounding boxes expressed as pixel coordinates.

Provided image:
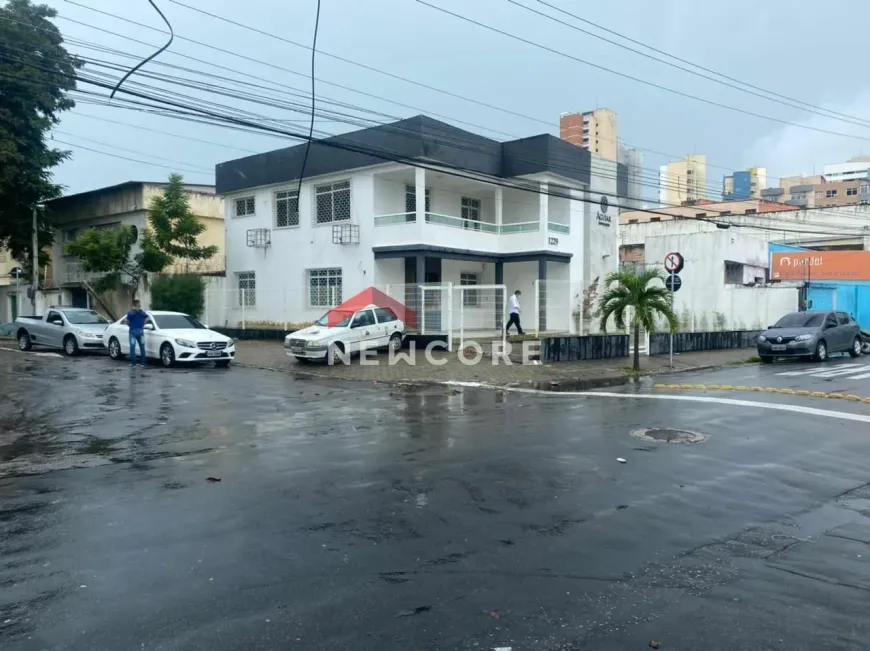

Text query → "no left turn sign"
[664,252,684,274]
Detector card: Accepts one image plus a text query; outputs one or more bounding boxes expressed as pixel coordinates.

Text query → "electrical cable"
[52,2,813,187]
[415,0,870,143]
[532,0,870,127]
[509,0,870,128]
[109,0,172,98]
[297,0,321,201]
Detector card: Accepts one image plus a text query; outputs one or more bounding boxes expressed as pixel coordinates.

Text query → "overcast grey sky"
[43,0,870,200]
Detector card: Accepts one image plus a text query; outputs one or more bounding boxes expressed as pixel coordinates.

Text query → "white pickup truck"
[15,307,110,356]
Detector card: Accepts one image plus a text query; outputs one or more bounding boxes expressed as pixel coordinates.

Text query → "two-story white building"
[216,115,623,333]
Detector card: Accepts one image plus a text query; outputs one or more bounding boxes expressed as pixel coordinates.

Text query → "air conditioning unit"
[332,223,360,245]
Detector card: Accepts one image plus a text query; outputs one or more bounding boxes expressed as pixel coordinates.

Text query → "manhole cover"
[631,428,706,444]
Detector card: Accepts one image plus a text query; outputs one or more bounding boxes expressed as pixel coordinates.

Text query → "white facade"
[823,159,870,184]
[642,231,799,330]
[220,160,619,330]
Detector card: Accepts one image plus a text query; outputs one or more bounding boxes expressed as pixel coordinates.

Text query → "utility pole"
[31,204,39,315]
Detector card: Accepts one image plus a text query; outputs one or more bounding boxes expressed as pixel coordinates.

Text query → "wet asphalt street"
[2,350,870,650]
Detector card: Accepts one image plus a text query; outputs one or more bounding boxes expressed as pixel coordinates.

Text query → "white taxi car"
[285,305,404,363]
[104,310,236,368]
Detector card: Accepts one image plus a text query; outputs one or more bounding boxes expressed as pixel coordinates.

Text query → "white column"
[415,167,426,227]
[539,181,549,249]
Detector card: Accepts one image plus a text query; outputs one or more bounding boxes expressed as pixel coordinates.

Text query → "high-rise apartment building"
[658,154,707,206]
[559,109,618,161]
[617,145,644,209]
[722,167,767,200]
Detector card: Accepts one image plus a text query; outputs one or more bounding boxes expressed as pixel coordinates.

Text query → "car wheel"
[813,339,828,362]
[327,342,345,365]
[63,335,79,356]
[108,337,123,361]
[160,343,175,368]
[760,356,773,364]
[388,332,403,353]
[849,337,862,358]
[17,331,32,351]
[215,360,231,368]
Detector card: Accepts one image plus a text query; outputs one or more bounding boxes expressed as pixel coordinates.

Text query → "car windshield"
[772,313,825,328]
[63,310,108,325]
[153,314,206,330]
[314,312,353,328]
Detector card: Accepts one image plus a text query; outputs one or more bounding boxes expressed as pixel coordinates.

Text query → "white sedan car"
[285,304,404,363]
[104,310,236,368]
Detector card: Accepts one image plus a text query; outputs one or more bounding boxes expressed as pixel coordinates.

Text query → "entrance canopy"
[327,287,418,327]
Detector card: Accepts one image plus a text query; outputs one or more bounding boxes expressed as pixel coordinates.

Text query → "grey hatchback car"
[757,310,862,363]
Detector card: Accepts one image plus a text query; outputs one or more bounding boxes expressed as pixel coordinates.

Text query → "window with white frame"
[847,187,858,196]
[461,197,481,230]
[405,185,430,214]
[235,196,256,217]
[860,184,870,194]
[308,268,342,307]
[315,180,351,224]
[826,189,838,198]
[460,272,480,307]
[236,271,256,306]
[275,189,299,228]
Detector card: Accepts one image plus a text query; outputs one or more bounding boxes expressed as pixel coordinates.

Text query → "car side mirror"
[825,323,836,330]
[50,319,63,326]
[144,323,155,331]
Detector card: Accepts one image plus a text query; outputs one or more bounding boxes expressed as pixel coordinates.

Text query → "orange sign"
[771,251,870,281]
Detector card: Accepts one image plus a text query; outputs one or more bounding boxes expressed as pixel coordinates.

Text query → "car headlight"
[77,330,98,338]
[758,335,767,342]
[307,339,324,347]
[794,334,812,342]
[175,338,195,348]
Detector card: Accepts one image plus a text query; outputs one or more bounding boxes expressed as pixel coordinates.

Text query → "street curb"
[653,382,870,404]
[231,358,751,391]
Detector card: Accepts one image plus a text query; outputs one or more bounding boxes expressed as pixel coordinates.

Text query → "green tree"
[598,267,679,372]
[0,0,80,260]
[146,173,218,269]
[151,274,205,317]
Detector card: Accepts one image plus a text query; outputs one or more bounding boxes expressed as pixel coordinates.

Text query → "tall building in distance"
[617,144,644,209]
[823,156,870,183]
[658,154,707,206]
[722,167,767,200]
[559,108,618,161]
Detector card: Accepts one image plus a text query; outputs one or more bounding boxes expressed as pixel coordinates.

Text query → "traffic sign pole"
[669,270,674,368]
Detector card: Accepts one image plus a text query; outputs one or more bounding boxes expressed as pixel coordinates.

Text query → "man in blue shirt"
[126,299,149,369]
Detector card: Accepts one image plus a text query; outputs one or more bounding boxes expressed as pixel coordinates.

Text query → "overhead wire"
[297,0,321,201]
[109,0,173,98]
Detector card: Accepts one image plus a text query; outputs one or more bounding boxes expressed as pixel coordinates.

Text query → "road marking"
[651,382,870,405]
[446,382,870,423]
[776,364,860,377]
[850,372,870,379]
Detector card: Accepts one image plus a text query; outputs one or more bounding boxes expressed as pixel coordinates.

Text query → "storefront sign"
[771,251,870,281]
[596,195,611,227]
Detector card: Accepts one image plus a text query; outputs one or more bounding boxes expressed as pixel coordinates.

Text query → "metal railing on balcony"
[500,221,539,234]
[425,212,499,233]
[374,212,416,226]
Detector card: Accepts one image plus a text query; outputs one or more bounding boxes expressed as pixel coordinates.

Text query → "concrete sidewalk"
[234,340,759,386]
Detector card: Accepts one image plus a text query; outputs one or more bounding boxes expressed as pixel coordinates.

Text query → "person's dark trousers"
[505,313,524,335]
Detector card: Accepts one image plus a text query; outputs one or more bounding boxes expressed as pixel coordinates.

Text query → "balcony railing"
[373,214,567,235]
[500,221,539,234]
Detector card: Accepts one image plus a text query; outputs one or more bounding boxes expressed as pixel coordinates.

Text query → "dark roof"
[44,181,216,206]
[216,115,621,194]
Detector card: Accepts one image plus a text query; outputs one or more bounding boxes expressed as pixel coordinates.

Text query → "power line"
[110,0,173,98]
[531,0,870,127]
[297,0,320,201]
[510,0,870,128]
[51,137,212,177]
[415,0,870,143]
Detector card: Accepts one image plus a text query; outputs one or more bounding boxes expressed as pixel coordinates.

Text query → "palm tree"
[598,267,679,372]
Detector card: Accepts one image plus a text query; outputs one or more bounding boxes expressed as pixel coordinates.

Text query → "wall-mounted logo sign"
[596,195,611,226]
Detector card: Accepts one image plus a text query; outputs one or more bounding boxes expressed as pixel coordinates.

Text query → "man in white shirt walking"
[505,289,524,336]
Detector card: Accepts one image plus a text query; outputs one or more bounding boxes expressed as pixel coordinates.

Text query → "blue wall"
[768,243,870,329]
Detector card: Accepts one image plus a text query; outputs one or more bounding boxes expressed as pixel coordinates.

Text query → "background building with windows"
[559,108,618,161]
[723,167,766,201]
[659,154,707,206]
[213,115,625,333]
